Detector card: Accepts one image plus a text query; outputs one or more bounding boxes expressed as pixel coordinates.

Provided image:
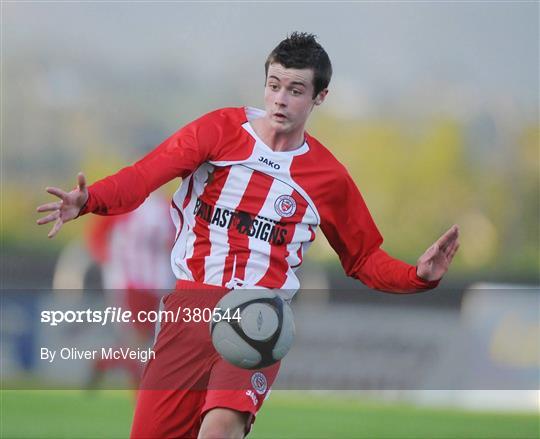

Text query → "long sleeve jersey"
[80,107,439,298]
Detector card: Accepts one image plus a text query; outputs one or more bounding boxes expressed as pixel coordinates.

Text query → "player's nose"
[274,89,288,107]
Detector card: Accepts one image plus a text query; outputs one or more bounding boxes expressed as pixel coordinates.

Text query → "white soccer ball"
[210,289,295,369]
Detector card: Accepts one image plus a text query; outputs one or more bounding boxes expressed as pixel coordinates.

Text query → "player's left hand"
[36,172,88,238]
[416,225,460,282]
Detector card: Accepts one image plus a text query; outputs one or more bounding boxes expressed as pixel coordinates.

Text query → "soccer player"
[37,32,459,438]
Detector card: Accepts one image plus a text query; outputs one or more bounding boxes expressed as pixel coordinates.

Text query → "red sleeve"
[319,170,439,293]
[79,110,224,216]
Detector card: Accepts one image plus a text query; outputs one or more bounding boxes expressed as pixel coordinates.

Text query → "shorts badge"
[251,372,268,395]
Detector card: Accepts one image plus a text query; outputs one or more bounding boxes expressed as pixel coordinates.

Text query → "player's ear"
[314,89,328,106]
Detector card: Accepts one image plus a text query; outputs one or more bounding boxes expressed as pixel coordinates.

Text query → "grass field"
[1,390,538,438]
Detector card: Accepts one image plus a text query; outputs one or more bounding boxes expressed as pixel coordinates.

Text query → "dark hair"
[265,32,332,99]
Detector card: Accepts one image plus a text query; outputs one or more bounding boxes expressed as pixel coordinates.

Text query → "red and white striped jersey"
[81,107,438,297]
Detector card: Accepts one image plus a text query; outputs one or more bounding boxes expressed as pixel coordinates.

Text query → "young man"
[37,33,459,438]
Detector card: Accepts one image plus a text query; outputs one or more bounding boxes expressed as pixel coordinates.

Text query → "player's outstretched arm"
[36,172,89,238]
[416,224,460,282]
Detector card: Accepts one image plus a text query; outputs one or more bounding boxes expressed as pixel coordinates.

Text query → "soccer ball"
[210,289,295,369]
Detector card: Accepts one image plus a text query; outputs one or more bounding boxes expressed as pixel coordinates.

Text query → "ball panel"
[240,303,279,341]
[272,301,295,360]
[211,321,261,368]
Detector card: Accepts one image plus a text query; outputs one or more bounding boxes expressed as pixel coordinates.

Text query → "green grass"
[1,390,538,438]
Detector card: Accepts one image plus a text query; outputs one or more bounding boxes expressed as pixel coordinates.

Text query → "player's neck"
[251,118,305,153]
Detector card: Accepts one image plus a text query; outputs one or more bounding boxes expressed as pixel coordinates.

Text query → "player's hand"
[36,172,89,238]
[416,225,460,282]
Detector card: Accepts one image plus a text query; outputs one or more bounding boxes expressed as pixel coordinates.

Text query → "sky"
[3,1,538,116]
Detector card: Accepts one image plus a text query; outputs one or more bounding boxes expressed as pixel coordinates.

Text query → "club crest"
[274,195,296,218]
[251,372,268,395]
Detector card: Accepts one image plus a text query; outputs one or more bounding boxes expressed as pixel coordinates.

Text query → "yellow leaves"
[306,113,537,275]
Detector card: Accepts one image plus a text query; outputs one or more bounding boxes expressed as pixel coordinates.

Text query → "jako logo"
[245,390,259,406]
[258,156,280,170]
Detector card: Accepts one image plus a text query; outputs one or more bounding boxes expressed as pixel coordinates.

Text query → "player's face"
[264,63,327,134]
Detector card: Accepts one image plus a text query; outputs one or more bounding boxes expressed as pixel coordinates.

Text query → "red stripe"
[171,199,183,244]
[182,176,195,209]
[171,175,194,244]
[256,192,308,288]
[291,248,303,269]
[222,171,274,286]
[186,167,231,282]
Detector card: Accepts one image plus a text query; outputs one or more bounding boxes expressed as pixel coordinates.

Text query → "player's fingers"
[440,225,459,247]
[421,243,439,263]
[443,239,456,256]
[448,242,460,261]
[445,243,459,265]
[448,238,461,255]
[36,201,62,213]
[437,225,459,250]
[37,210,60,225]
[46,187,68,201]
[48,218,63,238]
[77,172,86,191]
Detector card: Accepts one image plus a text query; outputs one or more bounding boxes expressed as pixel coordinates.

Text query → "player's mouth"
[272,112,287,121]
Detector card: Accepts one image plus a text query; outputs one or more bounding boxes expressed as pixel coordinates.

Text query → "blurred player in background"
[85,193,175,386]
[38,32,459,438]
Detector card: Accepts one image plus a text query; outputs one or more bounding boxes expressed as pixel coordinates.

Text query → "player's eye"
[291,89,302,96]
[269,83,279,91]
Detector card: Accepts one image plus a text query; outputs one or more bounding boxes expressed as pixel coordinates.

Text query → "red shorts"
[130,280,280,438]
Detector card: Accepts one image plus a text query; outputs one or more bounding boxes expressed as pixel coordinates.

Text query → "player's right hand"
[36,172,89,238]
